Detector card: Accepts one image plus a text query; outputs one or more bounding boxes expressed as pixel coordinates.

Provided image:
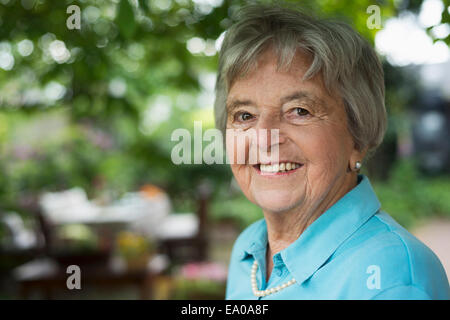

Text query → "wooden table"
[13,254,169,299]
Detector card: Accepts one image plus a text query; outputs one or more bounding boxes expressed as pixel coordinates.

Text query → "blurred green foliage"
[372,160,450,228]
[172,278,226,299]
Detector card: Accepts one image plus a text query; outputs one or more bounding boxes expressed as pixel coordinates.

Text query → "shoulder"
[335,211,450,299]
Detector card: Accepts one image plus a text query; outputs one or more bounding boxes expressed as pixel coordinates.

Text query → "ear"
[348,146,368,172]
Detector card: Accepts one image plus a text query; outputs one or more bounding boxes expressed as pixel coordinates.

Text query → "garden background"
[0,0,449,299]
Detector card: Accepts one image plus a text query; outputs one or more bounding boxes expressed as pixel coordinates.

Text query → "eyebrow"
[225,99,254,113]
[280,91,322,106]
[226,90,325,113]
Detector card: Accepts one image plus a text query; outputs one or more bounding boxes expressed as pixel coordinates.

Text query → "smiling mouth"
[253,162,303,175]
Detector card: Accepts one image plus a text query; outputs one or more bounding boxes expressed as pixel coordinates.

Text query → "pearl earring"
[354,161,362,170]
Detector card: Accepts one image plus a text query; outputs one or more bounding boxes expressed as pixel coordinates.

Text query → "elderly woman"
[214,5,450,300]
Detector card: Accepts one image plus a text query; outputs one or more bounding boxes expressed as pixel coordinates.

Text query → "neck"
[263,172,358,257]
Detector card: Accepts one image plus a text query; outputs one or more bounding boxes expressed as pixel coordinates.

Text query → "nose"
[254,115,286,151]
[251,114,285,164]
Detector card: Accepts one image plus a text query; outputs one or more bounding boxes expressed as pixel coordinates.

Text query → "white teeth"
[260,162,300,173]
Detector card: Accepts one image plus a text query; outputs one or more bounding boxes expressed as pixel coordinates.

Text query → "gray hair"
[214,4,387,153]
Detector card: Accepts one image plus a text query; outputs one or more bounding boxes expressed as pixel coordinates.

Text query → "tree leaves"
[116,0,137,39]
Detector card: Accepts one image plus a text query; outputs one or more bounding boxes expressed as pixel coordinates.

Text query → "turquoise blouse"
[226,175,450,300]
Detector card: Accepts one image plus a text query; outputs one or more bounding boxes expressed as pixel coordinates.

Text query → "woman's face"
[226,49,363,214]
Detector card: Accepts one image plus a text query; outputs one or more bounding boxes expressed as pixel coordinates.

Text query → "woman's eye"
[237,112,254,121]
[295,107,310,116]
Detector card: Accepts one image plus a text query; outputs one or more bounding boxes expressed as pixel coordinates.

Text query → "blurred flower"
[180,262,227,282]
[116,231,154,259]
[140,184,164,199]
[12,144,36,160]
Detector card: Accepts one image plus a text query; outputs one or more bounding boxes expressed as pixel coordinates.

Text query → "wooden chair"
[158,182,212,264]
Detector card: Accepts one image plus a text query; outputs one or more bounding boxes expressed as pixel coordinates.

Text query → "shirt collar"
[238,220,268,261]
[238,175,381,285]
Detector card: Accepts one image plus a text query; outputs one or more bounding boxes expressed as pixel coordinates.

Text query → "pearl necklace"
[251,260,296,297]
